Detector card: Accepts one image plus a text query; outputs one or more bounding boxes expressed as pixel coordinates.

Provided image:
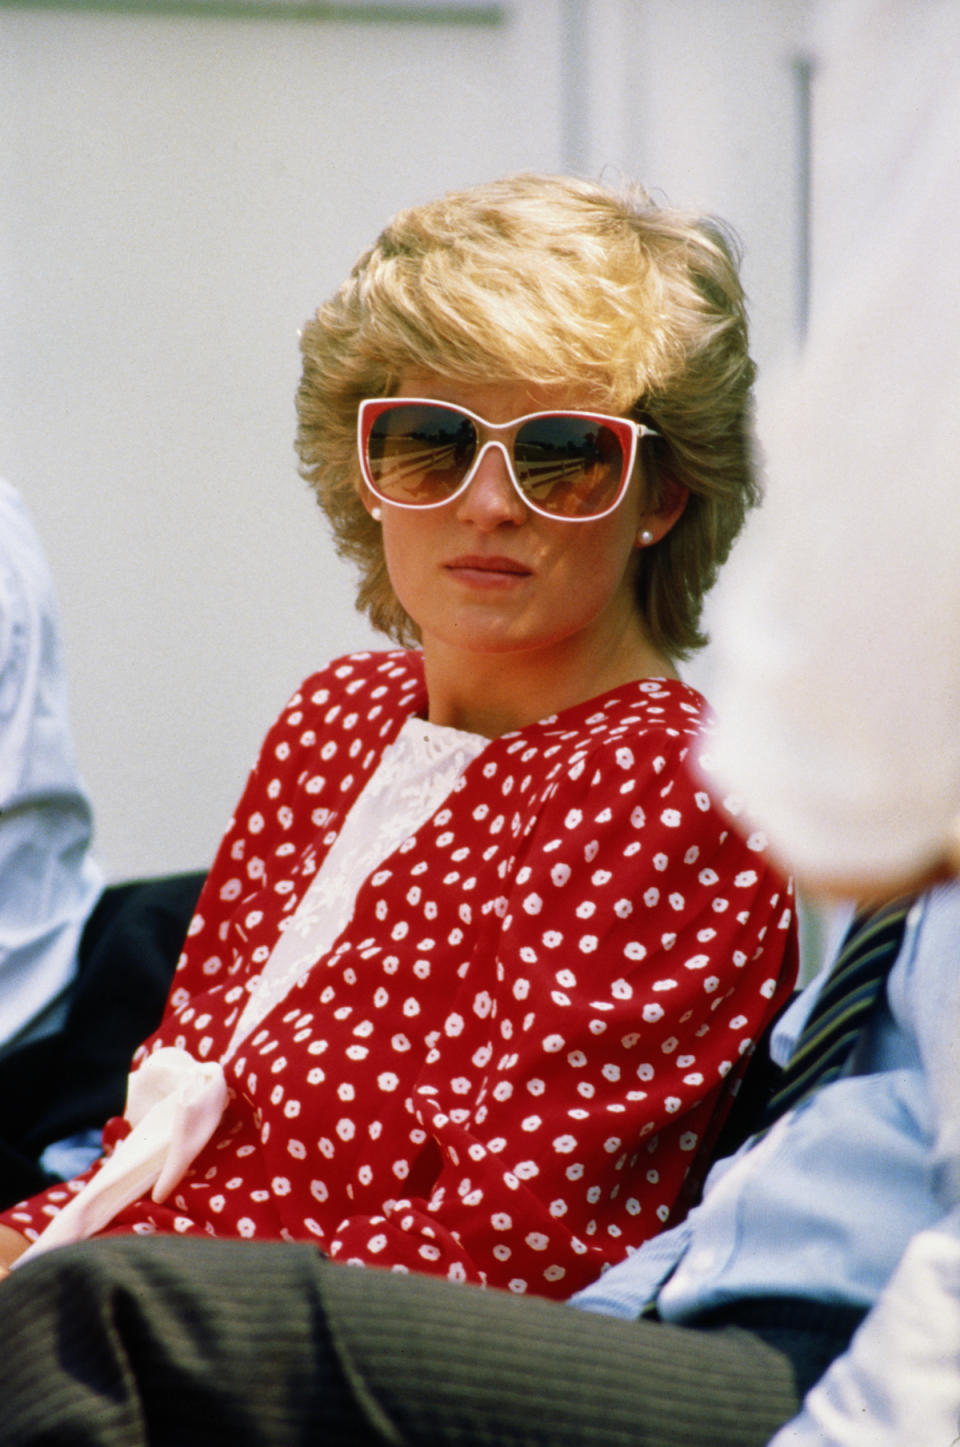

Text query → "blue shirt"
[0,480,103,1053]
[572,886,960,1322]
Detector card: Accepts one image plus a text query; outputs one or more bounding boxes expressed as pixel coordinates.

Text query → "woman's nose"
[454,442,528,528]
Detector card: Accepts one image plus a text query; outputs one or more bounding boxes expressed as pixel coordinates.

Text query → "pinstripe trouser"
[0,1236,860,1446]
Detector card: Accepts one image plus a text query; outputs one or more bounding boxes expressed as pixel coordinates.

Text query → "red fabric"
[5,650,797,1298]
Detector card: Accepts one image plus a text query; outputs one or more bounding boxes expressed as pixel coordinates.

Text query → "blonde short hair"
[296,172,757,658]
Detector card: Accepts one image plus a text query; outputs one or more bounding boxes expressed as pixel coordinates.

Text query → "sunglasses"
[357,397,658,521]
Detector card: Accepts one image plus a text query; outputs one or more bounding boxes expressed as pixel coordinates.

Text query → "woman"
[0,174,796,1299]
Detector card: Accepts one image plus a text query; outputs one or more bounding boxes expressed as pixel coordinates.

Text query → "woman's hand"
[0,1224,30,1282]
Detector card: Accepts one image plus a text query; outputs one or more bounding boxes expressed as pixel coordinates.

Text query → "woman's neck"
[422,632,679,738]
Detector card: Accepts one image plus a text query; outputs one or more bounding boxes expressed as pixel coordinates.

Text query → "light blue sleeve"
[568,1217,694,1319]
[0,480,103,1050]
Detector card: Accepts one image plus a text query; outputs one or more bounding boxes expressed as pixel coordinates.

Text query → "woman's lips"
[444,555,533,586]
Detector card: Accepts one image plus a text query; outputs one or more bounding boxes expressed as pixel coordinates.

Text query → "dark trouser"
[0,1237,859,1447]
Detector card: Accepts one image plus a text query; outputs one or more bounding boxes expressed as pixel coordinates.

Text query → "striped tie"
[762,896,914,1126]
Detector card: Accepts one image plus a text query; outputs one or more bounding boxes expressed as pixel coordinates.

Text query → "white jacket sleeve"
[768,1207,960,1447]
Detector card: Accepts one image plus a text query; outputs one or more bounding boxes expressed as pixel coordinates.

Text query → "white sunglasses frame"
[357,396,658,522]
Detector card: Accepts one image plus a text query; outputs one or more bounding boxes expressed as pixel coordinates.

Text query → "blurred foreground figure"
[708,2,960,1441]
[711,0,960,901]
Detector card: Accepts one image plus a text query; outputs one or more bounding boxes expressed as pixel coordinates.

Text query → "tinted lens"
[366,403,477,504]
[513,416,626,517]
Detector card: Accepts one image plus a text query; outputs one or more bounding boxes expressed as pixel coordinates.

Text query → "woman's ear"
[636,477,688,548]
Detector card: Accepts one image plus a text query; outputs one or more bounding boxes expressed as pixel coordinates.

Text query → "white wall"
[0,0,811,880]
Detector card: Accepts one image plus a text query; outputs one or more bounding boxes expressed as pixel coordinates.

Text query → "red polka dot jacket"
[4,650,797,1298]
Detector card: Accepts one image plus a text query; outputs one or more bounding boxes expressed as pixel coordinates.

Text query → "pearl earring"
[639,529,654,546]
[371,506,383,522]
